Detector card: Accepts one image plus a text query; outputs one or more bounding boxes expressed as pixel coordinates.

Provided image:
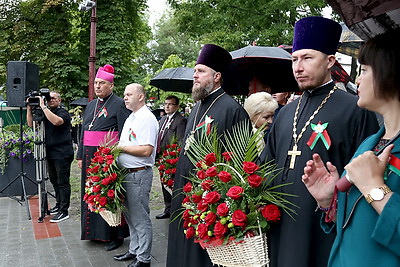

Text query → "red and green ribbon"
[195,115,214,135]
[129,128,137,141]
[307,121,331,150]
[98,107,108,118]
[387,154,400,178]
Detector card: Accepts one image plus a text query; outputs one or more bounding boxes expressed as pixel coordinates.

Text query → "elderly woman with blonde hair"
[244,92,278,154]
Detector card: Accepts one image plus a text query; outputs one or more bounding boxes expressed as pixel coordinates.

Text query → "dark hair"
[165,95,179,105]
[358,29,400,100]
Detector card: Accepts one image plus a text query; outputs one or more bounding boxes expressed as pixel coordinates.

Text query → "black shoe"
[50,212,69,223]
[49,206,59,215]
[113,251,136,261]
[128,260,150,267]
[105,238,123,251]
[155,212,170,219]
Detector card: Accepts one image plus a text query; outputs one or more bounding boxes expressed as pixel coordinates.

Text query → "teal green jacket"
[323,127,400,266]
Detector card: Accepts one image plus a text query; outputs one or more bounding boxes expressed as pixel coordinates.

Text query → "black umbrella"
[337,23,364,58]
[70,97,88,106]
[150,67,194,93]
[326,0,400,40]
[224,46,299,95]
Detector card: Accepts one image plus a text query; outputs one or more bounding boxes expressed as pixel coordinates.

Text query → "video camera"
[27,88,51,121]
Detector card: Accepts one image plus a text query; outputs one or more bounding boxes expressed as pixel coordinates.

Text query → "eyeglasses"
[164,103,177,106]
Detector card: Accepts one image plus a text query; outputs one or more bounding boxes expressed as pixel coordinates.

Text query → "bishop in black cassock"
[262,17,379,267]
[166,44,249,267]
[77,65,131,246]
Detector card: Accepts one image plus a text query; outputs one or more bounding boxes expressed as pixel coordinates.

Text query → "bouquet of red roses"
[83,145,127,216]
[181,121,296,247]
[157,142,181,191]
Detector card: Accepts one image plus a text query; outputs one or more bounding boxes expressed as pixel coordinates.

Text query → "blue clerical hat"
[196,44,232,74]
[292,17,342,55]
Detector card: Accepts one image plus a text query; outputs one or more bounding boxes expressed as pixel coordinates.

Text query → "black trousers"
[47,155,73,213]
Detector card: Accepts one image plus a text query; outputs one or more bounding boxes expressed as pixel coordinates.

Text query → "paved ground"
[0,167,170,267]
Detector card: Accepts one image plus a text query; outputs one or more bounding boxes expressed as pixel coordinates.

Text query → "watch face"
[370,188,384,201]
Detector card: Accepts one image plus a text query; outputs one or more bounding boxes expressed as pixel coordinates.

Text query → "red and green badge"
[195,115,214,135]
[307,121,331,150]
[98,107,108,118]
[129,128,137,141]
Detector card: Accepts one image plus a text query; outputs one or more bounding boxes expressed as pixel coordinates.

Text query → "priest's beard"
[192,80,214,102]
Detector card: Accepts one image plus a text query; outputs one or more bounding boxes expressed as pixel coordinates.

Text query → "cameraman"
[26,91,74,223]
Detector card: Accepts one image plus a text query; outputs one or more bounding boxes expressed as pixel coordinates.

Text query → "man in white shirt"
[113,83,158,267]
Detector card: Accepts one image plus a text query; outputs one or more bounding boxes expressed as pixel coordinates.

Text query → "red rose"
[232,209,247,227]
[203,191,221,204]
[191,194,202,203]
[106,155,114,160]
[169,151,177,156]
[185,227,195,239]
[204,153,217,166]
[165,169,172,175]
[197,170,207,180]
[101,178,111,186]
[183,182,193,192]
[102,166,109,173]
[197,200,208,212]
[182,196,190,204]
[205,212,217,226]
[218,171,232,183]
[171,144,178,149]
[197,223,209,239]
[167,179,174,187]
[222,152,233,161]
[108,173,117,182]
[201,179,214,191]
[107,189,115,199]
[247,174,263,188]
[243,161,259,174]
[91,165,100,174]
[205,166,218,177]
[92,185,101,193]
[88,195,96,203]
[166,144,171,149]
[94,156,105,164]
[171,168,177,174]
[217,203,229,216]
[106,159,114,165]
[166,159,174,165]
[99,197,108,207]
[226,186,244,200]
[196,160,205,168]
[183,209,191,220]
[83,193,89,201]
[158,164,166,171]
[101,147,111,154]
[260,204,281,222]
[91,176,100,182]
[214,221,228,239]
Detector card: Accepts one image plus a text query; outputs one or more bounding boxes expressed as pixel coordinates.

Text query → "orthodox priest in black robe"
[262,17,380,267]
[166,44,249,267]
[76,64,130,249]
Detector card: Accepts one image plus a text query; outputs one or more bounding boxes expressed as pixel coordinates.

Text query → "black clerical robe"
[77,93,131,241]
[166,88,250,267]
[264,82,379,267]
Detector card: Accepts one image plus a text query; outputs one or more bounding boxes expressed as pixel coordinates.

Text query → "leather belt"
[127,166,150,173]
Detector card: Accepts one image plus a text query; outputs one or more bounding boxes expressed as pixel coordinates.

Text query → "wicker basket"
[99,209,122,227]
[203,234,269,267]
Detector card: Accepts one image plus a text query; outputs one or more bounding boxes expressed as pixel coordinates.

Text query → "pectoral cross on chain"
[287,144,301,169]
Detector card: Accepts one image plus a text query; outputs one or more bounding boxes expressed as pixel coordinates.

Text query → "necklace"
[184,92,226,152]
[287,86,337,169]
[88,93,113,130]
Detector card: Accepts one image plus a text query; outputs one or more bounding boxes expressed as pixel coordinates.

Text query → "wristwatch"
[365,185,392,204]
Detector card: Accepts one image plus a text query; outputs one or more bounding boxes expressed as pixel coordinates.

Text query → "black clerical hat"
[292,17,342,55]
[196,44,232,74]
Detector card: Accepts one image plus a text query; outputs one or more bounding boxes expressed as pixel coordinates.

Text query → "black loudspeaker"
[6,61,39,107]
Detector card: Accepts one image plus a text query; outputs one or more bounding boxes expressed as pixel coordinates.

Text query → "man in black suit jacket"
[156,95,187,219]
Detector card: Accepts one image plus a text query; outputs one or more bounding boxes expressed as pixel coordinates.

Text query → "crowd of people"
[26,15,400,267]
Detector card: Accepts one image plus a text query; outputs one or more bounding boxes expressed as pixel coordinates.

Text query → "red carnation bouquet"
[83,142,127,218]
[157,142,181,191]
[181,121,296,249]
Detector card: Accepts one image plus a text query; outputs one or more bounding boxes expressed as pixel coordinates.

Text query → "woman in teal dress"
[301,29,400,266]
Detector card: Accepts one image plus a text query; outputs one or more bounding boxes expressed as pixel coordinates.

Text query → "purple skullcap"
[292,17,342,55]
[95,64,115,83]
[196,44,232,74]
